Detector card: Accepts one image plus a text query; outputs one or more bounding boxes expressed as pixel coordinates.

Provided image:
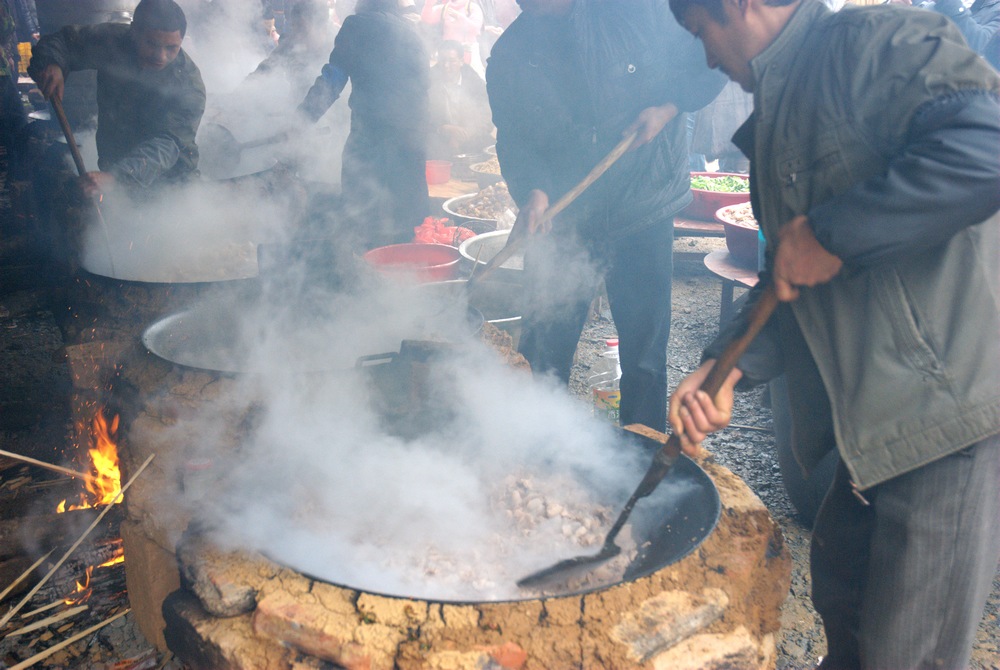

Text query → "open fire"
[57,409,122,513]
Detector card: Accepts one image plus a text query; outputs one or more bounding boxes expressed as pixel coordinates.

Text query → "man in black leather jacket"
[486,0,724,431]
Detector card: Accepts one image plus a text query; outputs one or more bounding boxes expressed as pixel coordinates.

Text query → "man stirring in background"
[29,0,206,198]
[486,0,724,433]
[666,0,1000,667]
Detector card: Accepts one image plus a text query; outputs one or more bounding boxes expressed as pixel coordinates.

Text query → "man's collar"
[751,0,830,86]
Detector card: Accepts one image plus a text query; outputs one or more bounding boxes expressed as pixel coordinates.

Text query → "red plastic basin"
[363,243,461,282]
[715,203,759,268]
[681,171,750,221]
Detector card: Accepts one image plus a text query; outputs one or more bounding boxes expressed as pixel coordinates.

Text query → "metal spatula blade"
[516,438,679,590]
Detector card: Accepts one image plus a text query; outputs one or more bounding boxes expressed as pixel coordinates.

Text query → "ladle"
[199,122,291,177]
[469,130,638,287]
[516,281,779,590]
[51,96,116,276]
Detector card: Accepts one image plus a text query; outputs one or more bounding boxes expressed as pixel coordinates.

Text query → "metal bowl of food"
[469,156,503,190]
[442,193,499,235]
[419,278,523,347]
[443,182,518,234]
[458,229,524,284]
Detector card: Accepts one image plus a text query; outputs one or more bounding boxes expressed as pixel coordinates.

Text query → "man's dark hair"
[132,0,187,37]
[669,0,796,26]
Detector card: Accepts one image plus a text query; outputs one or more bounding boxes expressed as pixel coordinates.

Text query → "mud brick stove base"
[158,460,790,670]
[85,321,792,670]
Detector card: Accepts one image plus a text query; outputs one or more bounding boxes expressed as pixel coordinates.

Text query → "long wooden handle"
[471,131,639,285]
[699,281,779,399]
[50,96,118,274]
[50,97,87,177]
[619,280,778,513]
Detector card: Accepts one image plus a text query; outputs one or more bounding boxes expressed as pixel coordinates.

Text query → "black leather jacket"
[486,0,725,239]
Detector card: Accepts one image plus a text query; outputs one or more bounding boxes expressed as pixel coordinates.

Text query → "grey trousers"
[812,434,1000,670]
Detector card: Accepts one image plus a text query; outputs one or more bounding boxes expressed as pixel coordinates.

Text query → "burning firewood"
[0,507,124,562]
[0,454,153,629]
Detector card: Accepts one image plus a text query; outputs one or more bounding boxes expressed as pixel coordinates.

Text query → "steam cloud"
[77,4,704,602]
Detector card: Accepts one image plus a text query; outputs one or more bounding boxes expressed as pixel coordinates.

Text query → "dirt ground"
[2,180,997,667]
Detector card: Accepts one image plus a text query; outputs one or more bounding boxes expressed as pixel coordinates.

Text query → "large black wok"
[268,425,720,603]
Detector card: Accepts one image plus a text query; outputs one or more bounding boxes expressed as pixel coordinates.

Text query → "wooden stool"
[703,249,759,328]
[675,216,725,238]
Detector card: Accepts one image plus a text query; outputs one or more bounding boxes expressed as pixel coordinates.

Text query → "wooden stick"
[7,608,130,670]
[19,599,65,620]
[0,449,94,485]
[0,454,154,629]
[0,551,53,604]
[49,97,86,177]
[471,130,638,286]
[50,96,117,276]
[4,605,88,638]
[466,242,485,281]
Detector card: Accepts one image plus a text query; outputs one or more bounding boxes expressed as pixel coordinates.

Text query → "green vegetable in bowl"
[690,175,750,193]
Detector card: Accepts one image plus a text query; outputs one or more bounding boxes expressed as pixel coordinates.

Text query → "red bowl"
[363,243,461,282]
[681,171,750,221]
[715,203,759,268]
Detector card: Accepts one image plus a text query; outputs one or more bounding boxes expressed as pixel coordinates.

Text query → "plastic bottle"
[589,338,622,424]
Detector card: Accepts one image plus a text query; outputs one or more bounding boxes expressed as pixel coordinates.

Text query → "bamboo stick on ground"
[0,454,154,629]
[7,608,130,670]
[4,604,88,638]
[0,552,53,604]
[0,449,95,485]
[19,599,64,620]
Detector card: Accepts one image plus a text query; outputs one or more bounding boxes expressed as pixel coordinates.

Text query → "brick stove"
[50,262,792,670]
[93,329,792,670]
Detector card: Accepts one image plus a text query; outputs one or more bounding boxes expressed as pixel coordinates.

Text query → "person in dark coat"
[486,0,725,432]
[299,0,430,250]
[28,0,206,196]
[7,0,38,43]
[248,0,332,99]
[428,39,492,158]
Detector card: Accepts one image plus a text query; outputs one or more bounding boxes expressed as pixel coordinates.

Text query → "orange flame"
[57,410,122,512]
[98,553,125,568]
[64,565,94,605]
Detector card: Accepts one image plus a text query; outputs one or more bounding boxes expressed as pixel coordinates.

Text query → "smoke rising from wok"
[138,233,693,600]
[74,2,710,601]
